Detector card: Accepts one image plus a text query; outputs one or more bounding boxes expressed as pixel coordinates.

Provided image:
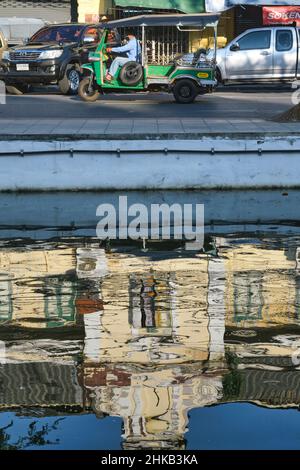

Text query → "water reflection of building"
[82,252,226,366]
[79,249,226,448]
[2,239,300,448]
[0,247,78,329]
[84,365,223,450]
[222,242,299,329]
[0,338,84,412]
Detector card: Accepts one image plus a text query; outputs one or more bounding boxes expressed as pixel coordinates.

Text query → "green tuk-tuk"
[78,13,219,104]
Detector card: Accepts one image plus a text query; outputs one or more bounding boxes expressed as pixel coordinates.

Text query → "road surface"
[0,85,294,120]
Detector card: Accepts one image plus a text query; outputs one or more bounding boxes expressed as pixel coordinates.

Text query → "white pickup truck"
[213,26,300,84]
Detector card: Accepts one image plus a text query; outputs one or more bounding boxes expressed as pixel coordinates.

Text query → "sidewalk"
[0,117,299,139]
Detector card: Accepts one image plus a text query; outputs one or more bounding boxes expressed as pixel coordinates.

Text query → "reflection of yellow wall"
[89,253,210,365]
[224,245,296,328]
[0,248,76,328]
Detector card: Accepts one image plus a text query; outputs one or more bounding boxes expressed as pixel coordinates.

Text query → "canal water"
[1,192,300,450]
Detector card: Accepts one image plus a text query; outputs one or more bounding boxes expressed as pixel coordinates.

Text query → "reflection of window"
[233,271,263,323]
[0,277,13,322]
[44,277,76,327]
[129,274,174,334]
[276,30,293,52]
[238,31,271,50]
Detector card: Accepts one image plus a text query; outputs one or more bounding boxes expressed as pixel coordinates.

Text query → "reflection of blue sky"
[186,403,300,450]
[0,413,122,450]
[3,404,300,450]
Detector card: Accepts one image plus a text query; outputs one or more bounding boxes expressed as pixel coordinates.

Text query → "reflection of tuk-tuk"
[78,13,219,104]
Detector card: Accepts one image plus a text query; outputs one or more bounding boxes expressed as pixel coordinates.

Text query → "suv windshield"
[30,25,85,43]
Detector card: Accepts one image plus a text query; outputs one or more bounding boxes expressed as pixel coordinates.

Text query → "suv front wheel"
[59,64,81,95]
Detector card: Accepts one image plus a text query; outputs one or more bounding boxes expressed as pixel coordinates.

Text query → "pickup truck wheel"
[59,65,81,95]
[78,77,100,102]
[173,79,198,104]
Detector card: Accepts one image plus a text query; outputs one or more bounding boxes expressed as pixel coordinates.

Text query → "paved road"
[0,85,294,120]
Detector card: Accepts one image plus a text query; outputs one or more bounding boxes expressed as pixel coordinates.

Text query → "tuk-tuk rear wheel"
[173,79,198,104]
[78,77,100,102]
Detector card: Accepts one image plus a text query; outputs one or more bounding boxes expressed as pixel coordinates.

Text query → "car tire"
[173,79,198,104]
[6,84,31,95]
[119,61,143,86]
[58,65,81,95]
[78,77,100,102]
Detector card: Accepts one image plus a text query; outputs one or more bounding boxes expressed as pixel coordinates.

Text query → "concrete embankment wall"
[1,135,300,191]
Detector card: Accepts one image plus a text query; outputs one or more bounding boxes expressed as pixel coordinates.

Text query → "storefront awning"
[206,0,300,12]
[115,0,206,14]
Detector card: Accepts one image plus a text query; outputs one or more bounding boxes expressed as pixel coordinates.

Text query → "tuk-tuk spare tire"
[173,79,199,104]
[119,61,143,86]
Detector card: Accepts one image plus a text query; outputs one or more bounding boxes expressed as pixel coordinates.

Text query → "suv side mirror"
[230,42,240,52]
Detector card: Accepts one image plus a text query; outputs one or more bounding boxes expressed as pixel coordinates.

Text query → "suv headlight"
[39,50,63,59]
[2,51,10,61]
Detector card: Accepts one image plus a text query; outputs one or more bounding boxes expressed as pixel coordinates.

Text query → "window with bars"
[108,7,189,65]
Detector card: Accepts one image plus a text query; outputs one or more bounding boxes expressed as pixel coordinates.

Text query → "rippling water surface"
[1,234,300,449]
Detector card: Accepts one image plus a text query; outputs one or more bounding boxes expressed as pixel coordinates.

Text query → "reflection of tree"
[0,418,64,450]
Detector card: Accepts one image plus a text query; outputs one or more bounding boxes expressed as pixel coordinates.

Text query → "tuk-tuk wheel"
[78,77,100,102]
[173,79,198,104]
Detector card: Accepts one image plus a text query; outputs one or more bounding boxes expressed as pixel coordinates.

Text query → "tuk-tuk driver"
[105,30,141,82]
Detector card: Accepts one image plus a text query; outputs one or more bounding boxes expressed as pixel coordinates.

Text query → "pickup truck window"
[276,30,293,52]
[30,25,85,43]
[238,31,271,51]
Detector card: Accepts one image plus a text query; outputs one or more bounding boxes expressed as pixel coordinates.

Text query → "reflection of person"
[105,30,141,82]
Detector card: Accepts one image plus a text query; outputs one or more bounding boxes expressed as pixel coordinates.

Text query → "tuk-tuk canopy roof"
[106,13,220,29]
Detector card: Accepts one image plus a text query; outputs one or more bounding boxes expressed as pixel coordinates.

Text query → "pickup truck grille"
[9,51,41,61]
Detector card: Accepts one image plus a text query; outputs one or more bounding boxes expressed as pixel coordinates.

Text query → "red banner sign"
[263,6,300,26]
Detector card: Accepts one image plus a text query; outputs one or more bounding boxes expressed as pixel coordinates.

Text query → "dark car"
[0,23,103,94]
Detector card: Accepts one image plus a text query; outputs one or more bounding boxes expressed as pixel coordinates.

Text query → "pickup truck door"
[225,29,273,80]
[273,28,297,79]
